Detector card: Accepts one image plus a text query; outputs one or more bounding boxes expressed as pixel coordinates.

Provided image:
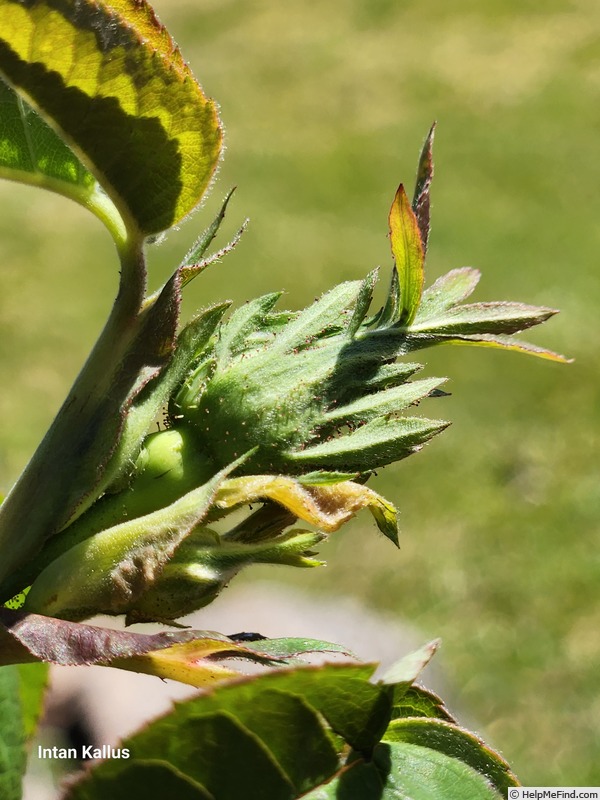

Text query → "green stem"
[0,234,146,589]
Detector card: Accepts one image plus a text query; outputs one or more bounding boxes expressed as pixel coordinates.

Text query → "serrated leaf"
[305,742,503,799]
[123,691,337,796]
[192,662,389,754]
[390,685,456,723]
[382,718,519,792]
[388,184,425,326]
[415,267,481,322]
[0,0,222,236]
[86,713,294,800]
[65,663,389,800]
[412,122,435,255]
[66,760,214,800]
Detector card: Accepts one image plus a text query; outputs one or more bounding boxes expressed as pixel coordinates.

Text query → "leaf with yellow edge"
[0,608,362,689]
[0,0,222,237]
[412,332,572,363]
[388,184,425,327]
[215,475,399,545]
[113,637,265,687]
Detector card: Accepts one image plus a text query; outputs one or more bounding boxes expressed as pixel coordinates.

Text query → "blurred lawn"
[1,0,599,786]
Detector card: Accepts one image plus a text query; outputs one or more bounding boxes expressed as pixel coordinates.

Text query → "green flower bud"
[126,528,324,624]
[169,281,449,477]
[22,468,396,622]
[4,427,217,602]
[10,136,565,626]
[23,466,232,621]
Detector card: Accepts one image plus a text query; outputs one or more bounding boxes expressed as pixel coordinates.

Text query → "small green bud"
[23,467,231,621]
[126,528,324,624]
[2,427,218,601]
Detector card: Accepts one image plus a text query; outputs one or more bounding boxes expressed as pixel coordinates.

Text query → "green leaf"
[382,718,519,793]
[305,742,503,799]
[214,293,283,362]
[64,662,392,800]
[165,186,248,293]
[296,471,359,486]
[0,78,123,236]
[303,758,385,799]
[262,665,391,754]
[343,361,424,393]
[272,281,363,351]
[66,761,213,800]
[321,377,446,426]
[241,637,358,661]
[409,301,558,336]
[0,77,91,188]
[289,415,449,471]
[0,0,222,236]
[377,265,401,327]
[379,639,440,687]
[423,332,572,362]
[414,267,481,322]
[17,662,49,741]
[388,184,425,326]
[390,685,456,723]
[0,662,48,800]
[72,714,295,800]
[348,268,379,337]
[0,666,26,800]
[179,188,237,271]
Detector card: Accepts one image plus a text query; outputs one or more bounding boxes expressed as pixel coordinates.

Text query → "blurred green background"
[1,0,598,786]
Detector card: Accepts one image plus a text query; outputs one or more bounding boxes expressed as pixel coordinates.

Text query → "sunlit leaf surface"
[0,0,222,235]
